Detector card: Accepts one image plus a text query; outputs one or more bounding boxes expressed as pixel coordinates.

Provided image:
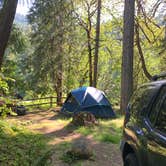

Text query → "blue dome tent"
[61,87,116,118]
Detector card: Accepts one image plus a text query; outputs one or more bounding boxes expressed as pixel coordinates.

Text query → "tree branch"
[135,23,153,80]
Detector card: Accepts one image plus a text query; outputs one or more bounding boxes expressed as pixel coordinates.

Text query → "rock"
[68,138,93,160]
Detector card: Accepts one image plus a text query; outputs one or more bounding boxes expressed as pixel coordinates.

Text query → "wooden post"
[50,96,53,108]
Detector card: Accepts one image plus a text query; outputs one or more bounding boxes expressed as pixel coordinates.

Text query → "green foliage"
[97,20,122,104]
[0,73,11,95]
[8,24,27,54]
[133,1,166,85]
[26,0,125,104]
[1,0,165,107]
[0,120,51,165]
[2,24,31,96]
[27,0,75,96]
[0,97,12,118]
[0,74,12,117]
[0,77,8,95]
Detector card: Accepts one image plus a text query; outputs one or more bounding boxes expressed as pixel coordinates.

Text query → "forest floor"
[7,108,123,166]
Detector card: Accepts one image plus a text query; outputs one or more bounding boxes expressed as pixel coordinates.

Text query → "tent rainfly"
[61,87,116,118]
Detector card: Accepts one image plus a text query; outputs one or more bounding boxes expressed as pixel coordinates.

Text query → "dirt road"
[10,109,123,166]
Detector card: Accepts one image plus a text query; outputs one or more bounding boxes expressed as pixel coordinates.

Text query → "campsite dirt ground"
[8,109,123,166]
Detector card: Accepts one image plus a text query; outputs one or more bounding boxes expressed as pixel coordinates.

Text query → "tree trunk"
[87,2,93,87]
[51,46,63,106]
[120,0,135,113]
[0,0,18,69]
[56,9,63,106]
[53,48,63,106]
[93,0,101,88]
[87,31,93,87]
[51,6,63,106]
[74,1,95,87]
[56,69,63,106]
[56,37,63,106]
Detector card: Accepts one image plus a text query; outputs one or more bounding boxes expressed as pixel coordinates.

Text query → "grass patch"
[0,120,51,166]
[76,116,124,144]
[76,126,94,136]
[58,142,73,163]
[61,151,80,164]
[95,133,120,144]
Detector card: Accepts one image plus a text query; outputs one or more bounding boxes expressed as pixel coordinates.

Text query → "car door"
[146,87,166,166]
[124,85,158,166]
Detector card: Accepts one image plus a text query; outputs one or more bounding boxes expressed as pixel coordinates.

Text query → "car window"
[149,86,166,125]
[155,96,166,133]
[129,85,156,117]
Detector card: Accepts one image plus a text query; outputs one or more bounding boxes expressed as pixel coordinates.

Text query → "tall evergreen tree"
[28,0,74,104]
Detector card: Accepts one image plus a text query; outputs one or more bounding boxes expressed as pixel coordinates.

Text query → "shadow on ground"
[6,109,123,166]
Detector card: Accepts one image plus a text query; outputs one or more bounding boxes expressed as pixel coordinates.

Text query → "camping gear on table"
[13,105,26,116]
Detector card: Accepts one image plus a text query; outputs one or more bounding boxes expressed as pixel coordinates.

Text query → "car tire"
[124,153,138,166]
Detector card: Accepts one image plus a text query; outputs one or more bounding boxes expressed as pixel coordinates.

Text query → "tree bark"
[0,0,18,69]
[120,0,135,113]
[86,2,93,87]
[56,10,63,106]
[56,39,63,106]
[93,0,101,87]
[50,4,63,106]
[87,31,93,87]
[56,69,63,106]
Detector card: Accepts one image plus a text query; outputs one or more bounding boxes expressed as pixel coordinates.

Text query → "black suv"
[120,77,166,166]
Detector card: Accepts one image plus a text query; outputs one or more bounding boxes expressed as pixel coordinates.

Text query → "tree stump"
[72,112,98,126]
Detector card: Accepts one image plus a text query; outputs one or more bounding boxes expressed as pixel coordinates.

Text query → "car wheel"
[124,153,138,166]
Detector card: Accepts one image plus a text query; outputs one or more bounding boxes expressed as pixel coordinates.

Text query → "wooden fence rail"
[17,96,66,107]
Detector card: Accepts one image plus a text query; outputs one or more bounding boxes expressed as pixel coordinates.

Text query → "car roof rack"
[152,72,166,81]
